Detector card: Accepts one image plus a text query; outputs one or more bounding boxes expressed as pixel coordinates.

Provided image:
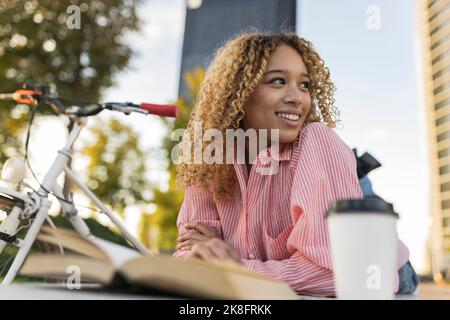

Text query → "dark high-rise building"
[178,0,297,98]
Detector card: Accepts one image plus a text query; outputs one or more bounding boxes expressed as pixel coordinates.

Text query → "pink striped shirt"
[173,122,409,297]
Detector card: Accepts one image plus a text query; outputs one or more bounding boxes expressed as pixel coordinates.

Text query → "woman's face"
[241,44,312,145]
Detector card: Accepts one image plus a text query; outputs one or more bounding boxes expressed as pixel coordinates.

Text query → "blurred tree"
[139,67,204,253]
[81,118,151,214]
[0,0,141,161]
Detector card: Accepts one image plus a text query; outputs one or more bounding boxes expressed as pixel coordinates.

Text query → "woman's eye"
[269,78,310,90]
[270,78,285,85]
[300,82,310,89]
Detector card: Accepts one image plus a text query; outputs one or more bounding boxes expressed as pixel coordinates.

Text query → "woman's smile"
[275,111,302,128]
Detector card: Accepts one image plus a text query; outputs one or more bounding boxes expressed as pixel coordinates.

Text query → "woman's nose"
[282,85,303,106]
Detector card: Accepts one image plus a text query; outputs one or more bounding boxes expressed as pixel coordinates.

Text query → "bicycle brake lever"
[104,103,148,115]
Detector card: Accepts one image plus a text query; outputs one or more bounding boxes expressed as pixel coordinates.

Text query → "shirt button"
[249,253,255,259]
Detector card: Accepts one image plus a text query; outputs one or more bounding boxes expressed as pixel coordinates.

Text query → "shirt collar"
[232,140,294,164]
[259,142,292,162]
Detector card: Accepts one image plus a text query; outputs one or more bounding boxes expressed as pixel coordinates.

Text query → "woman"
[172,31,411,297]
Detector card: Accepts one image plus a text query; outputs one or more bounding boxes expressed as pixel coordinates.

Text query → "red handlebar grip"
[139,103,178,118]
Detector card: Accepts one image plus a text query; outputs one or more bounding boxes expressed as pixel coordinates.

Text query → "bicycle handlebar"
[0,85,178,119]
[66,102,178,118]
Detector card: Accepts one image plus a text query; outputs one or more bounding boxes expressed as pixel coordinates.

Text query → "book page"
[119,255,298,299]
[38,226,141,268]
[88,236,141,268]
[19,254,115,284]
[37,228,110,262]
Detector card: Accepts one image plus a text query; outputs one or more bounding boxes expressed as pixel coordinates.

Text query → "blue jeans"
[359,176,420,295]
[359,175,378,197]
[397,261,420,295]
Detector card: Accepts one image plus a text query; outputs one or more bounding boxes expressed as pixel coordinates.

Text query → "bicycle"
[0,83,178,284]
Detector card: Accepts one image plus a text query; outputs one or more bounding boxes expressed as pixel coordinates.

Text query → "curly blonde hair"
[176,31,338,201]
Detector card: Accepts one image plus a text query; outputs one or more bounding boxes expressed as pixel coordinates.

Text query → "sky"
[29,0,429,272]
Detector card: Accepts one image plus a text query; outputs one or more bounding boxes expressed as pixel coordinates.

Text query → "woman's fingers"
[188,238,242,265]
[227,247,242,262]
[176,238,202,250]
[184,222,218,238]
[213,240,242,264]
[204,239,230,260]
[176,228,220,252]
[191,242,217,260]
[177,244,192,252]
[177,231,208,243]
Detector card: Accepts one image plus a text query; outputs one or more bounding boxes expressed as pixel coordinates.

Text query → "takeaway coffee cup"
[326,197,399,300]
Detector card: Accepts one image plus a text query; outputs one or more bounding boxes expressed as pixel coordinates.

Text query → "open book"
[19,227,298,299]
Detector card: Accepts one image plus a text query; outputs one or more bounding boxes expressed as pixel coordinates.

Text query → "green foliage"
[0,0,141,162]
[81,118,151,214]
[139,67,205,253]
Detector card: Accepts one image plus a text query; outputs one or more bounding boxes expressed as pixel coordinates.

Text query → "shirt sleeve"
[242,122,400,296]
[172,185,223,259]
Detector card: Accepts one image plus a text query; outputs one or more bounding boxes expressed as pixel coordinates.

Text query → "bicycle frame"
[1,117,151,284]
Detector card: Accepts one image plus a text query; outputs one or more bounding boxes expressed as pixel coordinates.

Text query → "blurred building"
[178,0,296,98]
[418,0,450,282]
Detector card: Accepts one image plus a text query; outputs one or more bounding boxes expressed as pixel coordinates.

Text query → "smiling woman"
[172,31,410,297]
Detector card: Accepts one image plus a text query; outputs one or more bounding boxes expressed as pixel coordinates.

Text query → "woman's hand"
[187,238,242,265]
[176,222,219,252]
